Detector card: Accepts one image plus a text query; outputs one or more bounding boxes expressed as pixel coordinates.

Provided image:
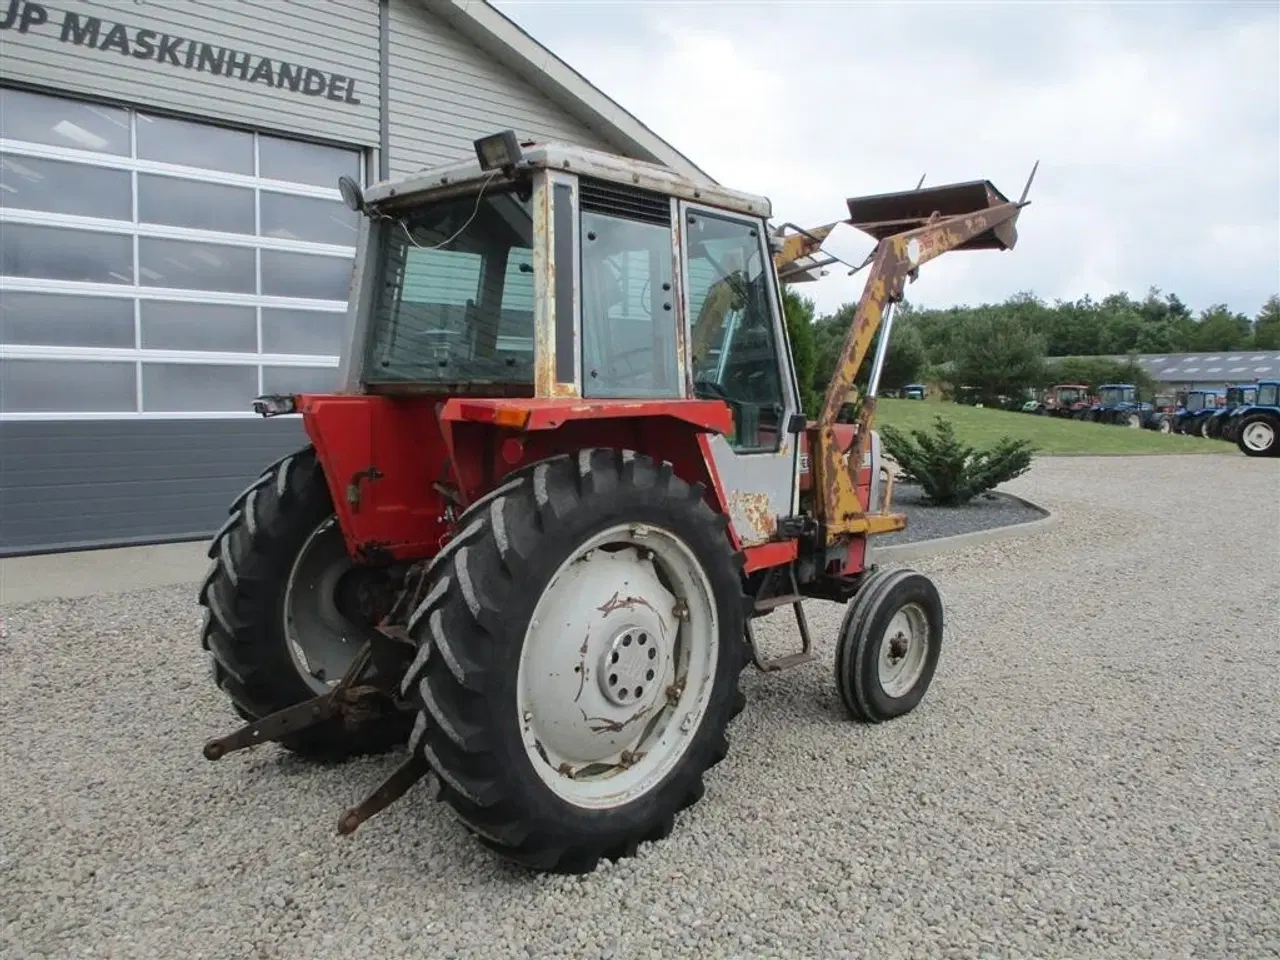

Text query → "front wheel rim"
[877,602,931,698]
[516,522,719,810]
[1242,422,1275,451]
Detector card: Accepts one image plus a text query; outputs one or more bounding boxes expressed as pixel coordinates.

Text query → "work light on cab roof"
[197,128,1039,875]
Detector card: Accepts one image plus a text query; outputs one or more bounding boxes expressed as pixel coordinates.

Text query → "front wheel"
[399,449,748,874]
[835,567,944,722]
[1237,413,1279,457]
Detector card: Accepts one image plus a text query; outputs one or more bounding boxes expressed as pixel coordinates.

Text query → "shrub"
[878,415,1036,506]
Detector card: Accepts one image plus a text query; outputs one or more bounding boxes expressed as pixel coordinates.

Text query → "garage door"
[0,84,365,554]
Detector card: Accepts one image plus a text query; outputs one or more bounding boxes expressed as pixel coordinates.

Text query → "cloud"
[496,0,1280,319]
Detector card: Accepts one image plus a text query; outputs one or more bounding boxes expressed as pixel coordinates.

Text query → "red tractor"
[199,131,1033,874]
[1040,383,1094,417]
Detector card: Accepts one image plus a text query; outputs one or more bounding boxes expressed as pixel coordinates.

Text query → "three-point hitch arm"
[773,164,1038,546]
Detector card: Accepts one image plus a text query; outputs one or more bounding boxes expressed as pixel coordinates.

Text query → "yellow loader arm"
[791,166,1037,542]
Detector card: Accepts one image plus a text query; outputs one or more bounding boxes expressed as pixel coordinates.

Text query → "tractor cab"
[901,383,926,400]
[1175,388,1225,436]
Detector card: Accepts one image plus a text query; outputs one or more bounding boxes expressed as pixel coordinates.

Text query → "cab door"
[678,201,802,547]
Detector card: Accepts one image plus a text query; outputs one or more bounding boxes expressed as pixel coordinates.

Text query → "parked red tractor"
[1038,383,1094,418]
[198,132,1033,874]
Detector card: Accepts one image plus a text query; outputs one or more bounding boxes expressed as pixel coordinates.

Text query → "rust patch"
[578,705,650,735]
[574,631,590,702]
[597,591,657,616]
[727,489,776,540]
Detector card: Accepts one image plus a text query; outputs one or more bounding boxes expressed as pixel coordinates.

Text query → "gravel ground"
[2,454,1278,960]
[875,483,1048,546]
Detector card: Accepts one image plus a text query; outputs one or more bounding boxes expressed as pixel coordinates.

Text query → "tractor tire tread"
[400,448,747,874]
[198,445,410,760]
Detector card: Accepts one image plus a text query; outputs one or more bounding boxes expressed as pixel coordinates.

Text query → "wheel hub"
[877,603,930,699]
[598,626,664,708]
[516,523,719,809]
[1242,422,1274,451]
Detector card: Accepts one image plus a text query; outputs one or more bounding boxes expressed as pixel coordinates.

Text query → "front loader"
[198,132,1034,874]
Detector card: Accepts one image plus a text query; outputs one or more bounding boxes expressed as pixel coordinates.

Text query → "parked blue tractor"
[1173,389,1225,437]
[1084,383,1152,427]
[1223,380,1280,457]
[1205,384,1257,441]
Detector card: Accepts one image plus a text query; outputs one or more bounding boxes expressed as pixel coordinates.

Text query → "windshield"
[364,188,535,387]
[1100,387,1130,405]
[1259,384,1279,406]
[1059,387,1083,403]
[1186,393,1205,411]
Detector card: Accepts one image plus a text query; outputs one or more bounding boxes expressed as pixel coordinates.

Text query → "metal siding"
[0,0,379,147]
[386,0,613,177]
[0,418,310,555]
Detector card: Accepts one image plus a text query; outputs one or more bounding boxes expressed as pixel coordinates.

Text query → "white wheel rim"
[1242,421,1275,451]
[1159,419,1171,434]
[877,602,930,698]
[516,522,719,810]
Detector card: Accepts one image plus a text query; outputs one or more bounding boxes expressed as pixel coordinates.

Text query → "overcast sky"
[495,0,1280,320]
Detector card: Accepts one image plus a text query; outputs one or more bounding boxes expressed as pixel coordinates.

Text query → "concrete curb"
[871,491,1059,564]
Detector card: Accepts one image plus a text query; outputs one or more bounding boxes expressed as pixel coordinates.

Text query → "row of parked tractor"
[1020,380,1280,457]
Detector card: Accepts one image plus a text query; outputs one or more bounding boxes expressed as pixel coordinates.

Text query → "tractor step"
[754,592,804,613]
[746,565,815,672]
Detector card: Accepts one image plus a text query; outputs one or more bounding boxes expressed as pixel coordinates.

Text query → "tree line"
[782,287,1280,414]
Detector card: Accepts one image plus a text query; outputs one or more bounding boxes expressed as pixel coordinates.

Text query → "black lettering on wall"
[59,11,99,46]
[132,28,157,60]
[197,43,227,76]
[2,4,363,108]
[98,21,129,55]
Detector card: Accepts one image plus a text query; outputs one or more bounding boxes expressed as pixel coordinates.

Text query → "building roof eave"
[416,0,718,186]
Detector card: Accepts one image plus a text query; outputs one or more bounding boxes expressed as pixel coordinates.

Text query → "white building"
[0,0,710,554]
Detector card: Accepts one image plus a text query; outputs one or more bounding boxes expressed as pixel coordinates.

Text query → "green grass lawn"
[875,398,1233,456]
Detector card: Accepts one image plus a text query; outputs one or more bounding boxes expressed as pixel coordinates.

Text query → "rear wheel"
[835,567,944,722]
[1236,413,1279,457]
[1157,416,1173,435]
[1126,412,1142,429]
[399,449,748,874]
[199,447,412,759]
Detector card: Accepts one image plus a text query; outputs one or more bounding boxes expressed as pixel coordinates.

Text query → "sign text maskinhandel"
[1,0,362,105]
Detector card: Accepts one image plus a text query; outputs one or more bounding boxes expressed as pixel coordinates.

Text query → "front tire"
[399,449,748,874]
[198,447,412,759]
[835,568,944,723]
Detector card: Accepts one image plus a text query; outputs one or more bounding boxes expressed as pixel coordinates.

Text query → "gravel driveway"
[3,454,1277,960]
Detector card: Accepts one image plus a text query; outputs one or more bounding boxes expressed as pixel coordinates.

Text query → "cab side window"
[684,211,785,452]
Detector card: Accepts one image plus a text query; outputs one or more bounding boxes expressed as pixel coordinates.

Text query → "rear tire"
[198,446,412,760]
[399,449,748,874]
[1236,413,1279,457]
[835,567,943,723]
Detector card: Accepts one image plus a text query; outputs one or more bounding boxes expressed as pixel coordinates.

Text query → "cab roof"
[363,138,773,220]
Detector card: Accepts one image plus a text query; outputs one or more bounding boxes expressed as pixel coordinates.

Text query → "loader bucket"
[845,179,1018,251]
